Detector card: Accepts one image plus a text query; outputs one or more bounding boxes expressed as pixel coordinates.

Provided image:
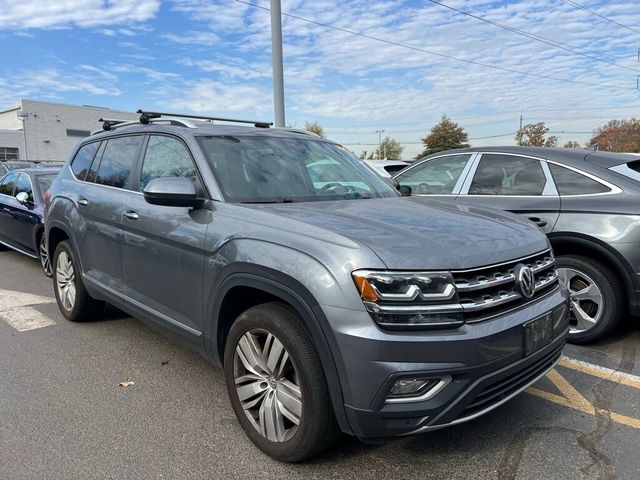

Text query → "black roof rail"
[136,109,273,128]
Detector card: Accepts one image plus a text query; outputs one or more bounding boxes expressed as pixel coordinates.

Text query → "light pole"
[270,0,285,127]
[17,110,29,159]
[375,129,385,160]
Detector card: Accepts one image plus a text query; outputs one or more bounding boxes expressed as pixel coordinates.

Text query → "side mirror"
[396,183,412,196]
[16,192,30,204]
[143,178,202,208]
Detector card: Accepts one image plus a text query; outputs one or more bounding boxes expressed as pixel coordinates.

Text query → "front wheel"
[224,302,339,462]
[52,240,104,322]
[556,255,624,344]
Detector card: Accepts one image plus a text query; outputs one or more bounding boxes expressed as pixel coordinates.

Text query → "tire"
[38,232,52,277]
[224,302,339,462]
[52,240,104,322]
[556,254,624,344]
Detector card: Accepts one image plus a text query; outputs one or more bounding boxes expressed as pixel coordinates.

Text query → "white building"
[0,99,138,162]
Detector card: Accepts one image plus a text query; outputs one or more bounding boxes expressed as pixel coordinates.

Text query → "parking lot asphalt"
[1,250,639,480]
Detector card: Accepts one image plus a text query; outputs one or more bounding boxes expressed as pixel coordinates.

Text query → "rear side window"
[139,135,197,191]
[549,163,610,195]
[469,154,546,195]
[95,136,143,189]
[0,172,18,196]
[71,142,100,180]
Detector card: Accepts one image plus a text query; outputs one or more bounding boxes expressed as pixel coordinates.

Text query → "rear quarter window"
[548,163,610,195]
[71,142,100,180]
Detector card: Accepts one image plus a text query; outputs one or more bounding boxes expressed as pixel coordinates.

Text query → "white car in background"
[363,160,409,177]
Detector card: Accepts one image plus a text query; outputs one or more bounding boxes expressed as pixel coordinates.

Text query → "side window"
[469,154,546,195]
[71,142,100,180]
[14,174,34,202]
[396,154,472,194]
[139,135,197,191]
[95,136,143,189]
[0,172,19,196]
[549,163,610,195]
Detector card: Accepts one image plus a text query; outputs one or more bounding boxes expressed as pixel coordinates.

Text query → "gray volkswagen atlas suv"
[45,111,569,462]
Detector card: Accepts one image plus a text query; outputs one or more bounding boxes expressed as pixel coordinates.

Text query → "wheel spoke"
[237,333,268,376]
[259,391,285,442]
[276,380,302,425]
[236,378,270,403]
[573,303,597,331]
[573,283,602,304]
[264,333,286,375]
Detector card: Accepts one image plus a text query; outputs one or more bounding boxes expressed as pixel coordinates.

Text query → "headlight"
[352,270,464,328]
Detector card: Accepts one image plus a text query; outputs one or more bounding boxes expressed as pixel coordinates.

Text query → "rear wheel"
[224,302,339,462]
[556,255,624,344]
[52,240,104,322]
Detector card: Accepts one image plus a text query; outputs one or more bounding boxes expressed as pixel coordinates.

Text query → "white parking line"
[0,288,56,332]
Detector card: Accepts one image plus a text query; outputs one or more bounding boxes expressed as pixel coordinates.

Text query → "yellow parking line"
[559,357,640,390]
[526,368,640,429]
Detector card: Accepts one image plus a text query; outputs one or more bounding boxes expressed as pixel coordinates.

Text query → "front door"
[121,134,210,336]
[3,173,40,254]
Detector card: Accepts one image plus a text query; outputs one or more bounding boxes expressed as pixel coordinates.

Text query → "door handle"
[78,198,89,206]
[124,211,139,220]
[528,217,548,227]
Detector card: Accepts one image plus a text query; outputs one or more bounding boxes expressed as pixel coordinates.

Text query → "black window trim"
[546,159,620,197]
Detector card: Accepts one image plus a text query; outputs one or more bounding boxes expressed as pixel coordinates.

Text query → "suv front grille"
[452,250,558,322]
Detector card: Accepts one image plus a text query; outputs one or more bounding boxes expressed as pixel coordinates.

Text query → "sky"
[0,0,639,159]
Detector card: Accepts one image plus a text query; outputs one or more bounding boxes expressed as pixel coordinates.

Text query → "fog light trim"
[385,376,452,404]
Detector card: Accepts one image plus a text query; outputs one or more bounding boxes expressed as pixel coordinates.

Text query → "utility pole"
[517,113,523,146]
[375,129,385,160]
[270,0,285,127]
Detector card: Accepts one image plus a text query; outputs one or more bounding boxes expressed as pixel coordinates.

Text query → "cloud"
[162,30,221,46]
[0,0,160,29]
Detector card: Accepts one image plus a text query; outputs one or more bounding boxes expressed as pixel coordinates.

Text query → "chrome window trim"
[385,376,452,404]
[546,159,622,197]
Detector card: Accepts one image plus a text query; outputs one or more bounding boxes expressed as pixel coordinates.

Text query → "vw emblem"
[515,264,536,299]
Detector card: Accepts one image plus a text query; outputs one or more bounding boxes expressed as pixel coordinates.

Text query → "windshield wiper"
[240,197,296,204]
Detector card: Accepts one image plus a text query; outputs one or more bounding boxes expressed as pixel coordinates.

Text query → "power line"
[426,0,640,74]
[233,0,637,91]
[559,0,640,37]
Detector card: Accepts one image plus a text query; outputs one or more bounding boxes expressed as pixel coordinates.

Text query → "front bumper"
[322,286,569,439]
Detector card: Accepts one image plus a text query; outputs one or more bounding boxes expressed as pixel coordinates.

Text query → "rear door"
[456,153,560,233]
[0,172,19,247]
[74,135,143,292]
[394,153,476,200]
[120,134,210,336]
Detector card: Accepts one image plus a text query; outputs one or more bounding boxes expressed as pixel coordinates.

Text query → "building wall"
[0,130,23,159]
[0,108,22,129]
[18,99,138,161]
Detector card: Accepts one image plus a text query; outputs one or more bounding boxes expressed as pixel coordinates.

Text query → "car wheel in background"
[52,240,104,322]
[556,255,624,344]
[38,233,52,277]
[224,302,339,462]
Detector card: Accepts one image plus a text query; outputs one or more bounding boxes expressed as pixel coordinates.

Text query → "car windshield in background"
[198,135,399,203]
[35,174,57,199]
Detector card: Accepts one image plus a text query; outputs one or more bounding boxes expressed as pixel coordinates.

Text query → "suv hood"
[250,197,548,270]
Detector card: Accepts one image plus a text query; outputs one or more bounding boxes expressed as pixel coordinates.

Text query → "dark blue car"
[0,166,61,275]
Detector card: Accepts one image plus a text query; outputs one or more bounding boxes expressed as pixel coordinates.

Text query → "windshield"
[198,135,399,203]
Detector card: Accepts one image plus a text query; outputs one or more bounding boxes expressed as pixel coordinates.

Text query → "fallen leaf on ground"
[118,381,135,388]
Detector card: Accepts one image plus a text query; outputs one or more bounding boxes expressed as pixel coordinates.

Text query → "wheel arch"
[548,232,636,315]
[208,265,352,435]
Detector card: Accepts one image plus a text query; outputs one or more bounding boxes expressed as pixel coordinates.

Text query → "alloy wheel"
[233,329,302,443]
[56,251,76,311]
[558,267,604,334]
[39,235,51,276]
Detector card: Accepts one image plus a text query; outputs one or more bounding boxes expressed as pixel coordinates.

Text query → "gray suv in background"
[396,146,640,343]
[45,112,569,462]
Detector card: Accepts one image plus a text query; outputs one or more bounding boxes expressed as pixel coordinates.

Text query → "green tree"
[563,140,581,149]
[304,121,326,138]
[588,118,640,152]
[416,115,469,158]
[515,122,558,147]
[373,136,404,160]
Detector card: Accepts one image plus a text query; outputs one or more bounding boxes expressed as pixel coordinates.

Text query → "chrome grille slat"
[452,250,558,320]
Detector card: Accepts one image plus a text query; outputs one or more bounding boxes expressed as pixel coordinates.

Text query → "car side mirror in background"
[143,178,202,208]
[396,184,412,196]
[15,192,30,205]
